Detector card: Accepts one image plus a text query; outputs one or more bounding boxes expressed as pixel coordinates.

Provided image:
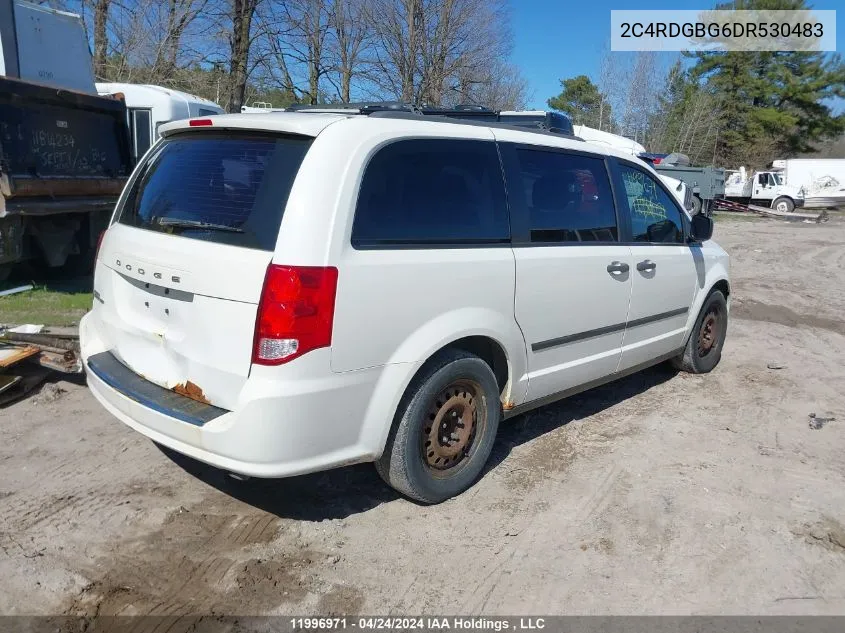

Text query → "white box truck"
[96,83,223,163]
[723,167,806,212]
[771,158,845,209]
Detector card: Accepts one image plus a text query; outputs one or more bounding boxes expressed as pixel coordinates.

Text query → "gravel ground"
[1,215,844,617]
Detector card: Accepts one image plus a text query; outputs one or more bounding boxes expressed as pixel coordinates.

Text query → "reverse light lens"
[257,338,298,361]
[252,265,338,365]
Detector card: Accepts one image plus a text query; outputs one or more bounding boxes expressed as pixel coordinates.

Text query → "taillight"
[189,118,213,126]
[252,265,339,365]
[95,230,106,261]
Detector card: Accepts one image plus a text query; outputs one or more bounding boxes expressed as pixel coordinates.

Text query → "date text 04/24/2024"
[289,617,547,630]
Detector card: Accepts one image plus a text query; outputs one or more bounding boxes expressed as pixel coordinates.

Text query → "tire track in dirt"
[64,501,312,616]
[61,490,366,617]
[2,481,178,540]
[731,299,845,336]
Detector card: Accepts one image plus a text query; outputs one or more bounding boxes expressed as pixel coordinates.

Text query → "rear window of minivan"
[116,133,312,251]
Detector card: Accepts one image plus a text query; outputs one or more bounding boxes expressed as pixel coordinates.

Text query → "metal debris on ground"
[0,374,22,395]
[808,413,835,430]
[7,324,44,334]
[0,366,53,406]
[0,284,33,297]
[714,199,830,223]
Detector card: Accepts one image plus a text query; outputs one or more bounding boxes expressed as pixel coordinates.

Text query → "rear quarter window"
[117,133,312,251]
[351,139,510,247]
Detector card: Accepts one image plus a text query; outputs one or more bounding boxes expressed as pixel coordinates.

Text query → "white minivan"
[80,108,730,503]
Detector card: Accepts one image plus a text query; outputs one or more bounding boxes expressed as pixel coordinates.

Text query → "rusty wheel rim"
[422,379,482,472]
[697,309,720,357]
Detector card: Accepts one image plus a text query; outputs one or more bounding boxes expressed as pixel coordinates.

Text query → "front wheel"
[376,349,501,504]
[672,290,728,374]
[773,196,795,213]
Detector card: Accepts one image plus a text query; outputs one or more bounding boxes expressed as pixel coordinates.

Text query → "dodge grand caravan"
[80,109,730,503]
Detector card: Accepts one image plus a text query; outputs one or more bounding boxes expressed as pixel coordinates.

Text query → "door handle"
[637,259,657,272]
[607,261,629,274]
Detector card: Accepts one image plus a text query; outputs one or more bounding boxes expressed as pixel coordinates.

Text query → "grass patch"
[0,283,92,327]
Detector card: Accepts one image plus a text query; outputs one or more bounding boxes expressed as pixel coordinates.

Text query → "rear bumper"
[80,311,392,478]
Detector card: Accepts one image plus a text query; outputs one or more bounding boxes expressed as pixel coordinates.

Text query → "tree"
[647,59,722,163]
[617,52,660,144]
[449,59,528,110]
[687,0,845,167]
[63,0,523,109]
[365,0,514,105]
[547,75,607,128]
[275,0,332,104]
[596,42,620,132]
[223,0,261,113]
[91,0,111,79]
[329,0,370,102]
[152,0,210,78]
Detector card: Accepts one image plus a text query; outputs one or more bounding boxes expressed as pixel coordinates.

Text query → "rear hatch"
[94,131,313,410]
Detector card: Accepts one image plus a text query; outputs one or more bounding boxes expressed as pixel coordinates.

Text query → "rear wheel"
[773,196,795,213]
[376,349,501,504]
[672,290,728,374]
[691,194,702,215]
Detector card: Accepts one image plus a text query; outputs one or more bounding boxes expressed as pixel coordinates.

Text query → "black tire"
[375,349,501,504]
[691,194,702,215]
[773,196,795,213]
[672,290,728,374]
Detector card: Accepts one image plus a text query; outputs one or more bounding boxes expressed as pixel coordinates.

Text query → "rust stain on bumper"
[172,381,211,405]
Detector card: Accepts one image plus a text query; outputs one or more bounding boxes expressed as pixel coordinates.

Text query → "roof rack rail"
[284,101,580,140]
[286,101,419,113]
[367,110,583,142]
[452,104,495,112]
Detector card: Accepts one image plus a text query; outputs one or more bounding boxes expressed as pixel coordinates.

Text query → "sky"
[509,0,845,113]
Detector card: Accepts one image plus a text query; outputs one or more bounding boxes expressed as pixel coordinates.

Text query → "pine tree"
[687,0,845,167]
[547,75,610,128]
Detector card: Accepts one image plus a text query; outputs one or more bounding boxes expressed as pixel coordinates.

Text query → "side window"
[618,165,685,244]
[513,148,617,243]
[130,109,153,161]
[352,139,509,246]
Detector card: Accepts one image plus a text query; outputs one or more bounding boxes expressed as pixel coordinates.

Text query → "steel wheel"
[697,306,722,357]
[421,379,483,473]
[776,201,788,212]
[376,349,502,503]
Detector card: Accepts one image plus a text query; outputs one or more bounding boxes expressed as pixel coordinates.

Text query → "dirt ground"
[2,215,845,617]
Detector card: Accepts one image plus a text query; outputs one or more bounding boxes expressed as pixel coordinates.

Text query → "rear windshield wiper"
[156,217,244,233]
